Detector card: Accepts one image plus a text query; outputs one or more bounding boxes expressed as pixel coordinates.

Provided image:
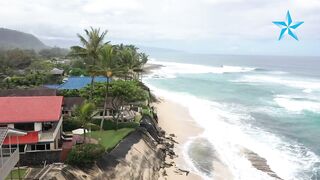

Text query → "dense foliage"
[0,49,37,71]
[66,143,105,166]
[108,80,148,103]
[58,89,80,97]
[69,68,87,76]
[0,48,66,88]
[39,47,69,58]
[80,81,148,104]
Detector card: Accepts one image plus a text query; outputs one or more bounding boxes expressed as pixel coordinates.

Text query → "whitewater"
[145,59,320,180]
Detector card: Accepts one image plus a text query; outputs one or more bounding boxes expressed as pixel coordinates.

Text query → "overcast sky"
[0,0,319,56]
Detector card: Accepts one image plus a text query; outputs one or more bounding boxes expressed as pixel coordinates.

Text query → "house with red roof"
[0,96,63,152]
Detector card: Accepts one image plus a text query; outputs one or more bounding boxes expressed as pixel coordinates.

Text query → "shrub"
[63,119,82,132]
[66,143,105,166]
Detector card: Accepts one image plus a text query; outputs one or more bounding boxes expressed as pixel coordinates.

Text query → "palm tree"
[96,45,122,130]
[118,47,141,80]
[73,102,96,143]
[135,53,149,81]
[70,27,108,100]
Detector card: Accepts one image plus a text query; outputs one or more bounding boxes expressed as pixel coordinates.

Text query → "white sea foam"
[146,60,256,78]
[274,95,320,113]
[146,83,320,180]
[234,75,320,93]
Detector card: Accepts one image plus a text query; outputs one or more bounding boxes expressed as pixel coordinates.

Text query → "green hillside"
[0,28,47,50]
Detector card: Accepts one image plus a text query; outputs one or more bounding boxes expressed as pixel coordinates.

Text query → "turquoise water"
[145,56,320,180]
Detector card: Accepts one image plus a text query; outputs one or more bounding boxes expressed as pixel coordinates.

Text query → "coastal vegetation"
[70,28,108,100]
[0,48,67,88]
[0,27,157,170]
[62,28,153,167]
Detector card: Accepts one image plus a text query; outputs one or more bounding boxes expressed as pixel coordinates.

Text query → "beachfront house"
[62,97,136,123]
[0,96,64,153]
[44,76,138,122]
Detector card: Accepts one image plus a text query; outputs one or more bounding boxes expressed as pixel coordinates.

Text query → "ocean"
[144,53,320,180]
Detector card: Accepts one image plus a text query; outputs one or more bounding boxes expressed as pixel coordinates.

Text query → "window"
[46,144,50,150]
[36,144,46,150]
[14,123,34,131]
[30,144,50,151]
[19,145,26,153]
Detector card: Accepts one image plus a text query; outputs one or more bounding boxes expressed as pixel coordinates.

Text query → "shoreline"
[154,98,236,180]
[153,97,283,180]
[155,98,204,180]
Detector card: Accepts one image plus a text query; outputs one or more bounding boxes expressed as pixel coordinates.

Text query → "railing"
[39,132,54,141]
[0,148,19,180]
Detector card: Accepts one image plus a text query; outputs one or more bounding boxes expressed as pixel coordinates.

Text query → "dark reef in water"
[243,148,283,180]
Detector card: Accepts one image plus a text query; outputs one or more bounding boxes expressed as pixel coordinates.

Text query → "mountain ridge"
[0,28,47,50]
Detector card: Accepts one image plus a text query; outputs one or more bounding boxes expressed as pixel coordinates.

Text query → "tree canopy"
[80,81,148,105]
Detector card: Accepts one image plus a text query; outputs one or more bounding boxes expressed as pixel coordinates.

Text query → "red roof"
[3,131,39,145]
[0,96,63,123]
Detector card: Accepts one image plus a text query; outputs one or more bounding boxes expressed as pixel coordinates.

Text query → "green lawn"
[6,168,27,180]
[88,128,135,151]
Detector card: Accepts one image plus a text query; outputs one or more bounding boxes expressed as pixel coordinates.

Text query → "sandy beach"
[155,98,235,180]
[155,99,204,180]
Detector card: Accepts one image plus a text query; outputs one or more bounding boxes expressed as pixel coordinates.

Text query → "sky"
[0,0,319,56]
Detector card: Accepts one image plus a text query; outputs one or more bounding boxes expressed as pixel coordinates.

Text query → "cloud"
[0,0,319,55]
[82,0,142,14]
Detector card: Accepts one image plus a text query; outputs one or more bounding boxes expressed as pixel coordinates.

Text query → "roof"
[0,96,63,123]
[3,131,38,145]
[50,68,64,75]
[0,88,57,97]
[46,76,109,90]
